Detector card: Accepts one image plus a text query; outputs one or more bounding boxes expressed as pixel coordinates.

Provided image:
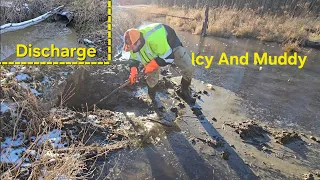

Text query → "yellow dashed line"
[0,62,111,65]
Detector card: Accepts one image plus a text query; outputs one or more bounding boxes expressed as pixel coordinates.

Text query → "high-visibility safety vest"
[129,23,174,65]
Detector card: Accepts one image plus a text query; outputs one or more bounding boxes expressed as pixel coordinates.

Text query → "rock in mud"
[221,150,230,160]
[191,107,203,116]
[303,173,314,180]
[225,120,267,140]
[314,170,320,177]
[170,107,178,113]
[178,102,185,108]
[309,136,317,141]
[273,131,301,145]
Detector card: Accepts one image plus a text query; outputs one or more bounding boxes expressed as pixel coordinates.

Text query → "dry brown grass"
[69,0,107,33]
[0,0,60,25]
[282,41,302,53]
[136,5,320,51]
[1,81,48,138]
[112,7,151,53]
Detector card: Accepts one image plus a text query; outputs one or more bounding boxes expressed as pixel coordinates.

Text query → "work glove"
[129,67,138,85]
[144,59,159,74]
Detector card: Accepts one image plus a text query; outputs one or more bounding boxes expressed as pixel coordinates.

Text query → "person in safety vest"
[123,23,196,104]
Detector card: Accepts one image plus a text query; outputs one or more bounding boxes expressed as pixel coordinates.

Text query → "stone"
[303,173,314,180]
[221,150,230,160]
[310,136,317,141]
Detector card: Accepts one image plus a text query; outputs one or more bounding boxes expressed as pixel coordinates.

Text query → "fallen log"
[0,5,64,34]
[150,13,197,20]
[302,39,320,50]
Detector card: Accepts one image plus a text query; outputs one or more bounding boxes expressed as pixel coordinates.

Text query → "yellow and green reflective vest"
[129,23,174,66]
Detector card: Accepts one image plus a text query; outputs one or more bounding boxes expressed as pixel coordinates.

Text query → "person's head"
[123,29,144,53]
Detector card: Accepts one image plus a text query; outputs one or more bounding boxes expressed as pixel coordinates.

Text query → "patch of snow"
[36,129,66,149]
[1,78,7,84]
[1,101,10,113]
[1,132,24,148]
[133,87,148,98]
[5,72,15,78]
[126,112,135,117]
[30,88,42,96]
[10,67,16,72]
[21,163,32,167]
[0,147,26,164]
[59,72,69,76]
[1,132,25,164]
[25,149,37,156]
[42,76,51,84]
[1,101,16,114]
[18,82,29,89]
[55,175,71,180]
[16,73,30,82]
[48,158,56,164]
[72,153,81,158]
[1,130,66,165]
[45,151,59,158]
[87,115,97,121]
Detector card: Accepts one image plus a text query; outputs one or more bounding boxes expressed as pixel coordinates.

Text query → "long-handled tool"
[89,71,145,110]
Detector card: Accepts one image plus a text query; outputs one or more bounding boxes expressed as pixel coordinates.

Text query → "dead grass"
[135,5,320,52]
[69,0,107,33]
[282,41,302,53]
[0,0,59,25]
[112,8,151,53]
[1,81,48,138]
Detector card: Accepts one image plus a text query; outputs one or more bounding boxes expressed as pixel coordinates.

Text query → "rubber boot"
[180,77,196,105]
[148,85,156,101]
[148,85,165,113]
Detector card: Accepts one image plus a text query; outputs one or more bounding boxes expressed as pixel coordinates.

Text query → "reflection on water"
[1,22,81,62]
[139,19,320,135]
[177,30,320,136]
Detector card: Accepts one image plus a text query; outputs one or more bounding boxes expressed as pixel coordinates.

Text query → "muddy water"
[138,20,320,136]
[177,33,320,136]
[1,22,80,62]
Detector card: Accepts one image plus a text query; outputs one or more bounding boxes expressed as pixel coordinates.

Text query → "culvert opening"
[54,11,73,25]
